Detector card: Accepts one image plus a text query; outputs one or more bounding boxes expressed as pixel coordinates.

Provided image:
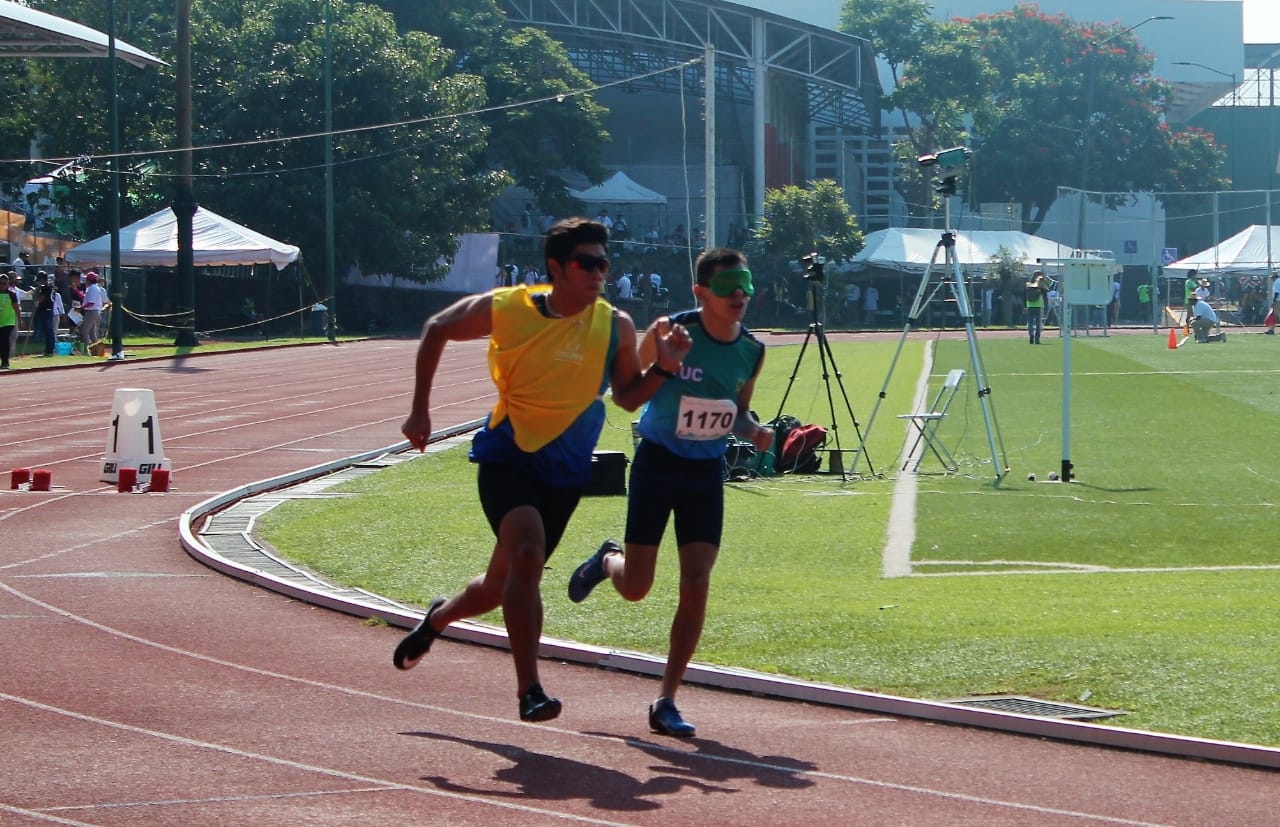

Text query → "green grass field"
[258,329,1280,747]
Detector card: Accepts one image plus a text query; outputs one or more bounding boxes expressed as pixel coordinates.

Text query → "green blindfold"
[708,268,754,297]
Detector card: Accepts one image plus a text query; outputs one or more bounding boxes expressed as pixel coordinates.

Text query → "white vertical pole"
[1062,268,1073,482]
[752,18,766,229]
[1150,196,1159,333]
[704,44,716,248]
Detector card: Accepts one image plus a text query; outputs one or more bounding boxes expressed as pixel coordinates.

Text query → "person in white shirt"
[1266,273,1280,334]
[81,271,110,345]
[844,282,862,325]
[616,271,633,299]
[1189,296,1220,343]
[864,284,879,318]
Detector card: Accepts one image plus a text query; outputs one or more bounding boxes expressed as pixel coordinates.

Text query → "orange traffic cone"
[1168,327,1178,349]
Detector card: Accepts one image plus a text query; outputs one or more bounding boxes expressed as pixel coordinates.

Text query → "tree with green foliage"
[191,0,505,278]
[840,1,1226,230]
[842,0,991,219]
[374,0,610,215]
[987,244,1026,327]
[753,180,865,324]
[754,179,865,262]
[16,0,603,280]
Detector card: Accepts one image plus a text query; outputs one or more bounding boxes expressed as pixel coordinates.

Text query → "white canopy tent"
[0,0,165,68]
[569,171,668,205]
[1165,225,1280,277]
[848,228,1076,276]
[66,207,300,270]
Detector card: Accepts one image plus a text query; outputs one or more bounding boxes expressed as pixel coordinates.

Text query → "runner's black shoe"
[392,597,445,671]
[568,539,621,603]
[649,696,696,737]
[518,683,562,722]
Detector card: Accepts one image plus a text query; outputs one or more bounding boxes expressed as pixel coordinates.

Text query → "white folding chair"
[897,368,965,472]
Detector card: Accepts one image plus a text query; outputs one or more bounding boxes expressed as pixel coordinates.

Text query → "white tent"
[1165,225,1280,276]
[570,171,667,205]
[0,0,165,68]
[849,228,1076,276]
[66,207,300,271]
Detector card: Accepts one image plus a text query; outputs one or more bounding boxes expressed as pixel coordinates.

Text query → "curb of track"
[177,426,1280,771]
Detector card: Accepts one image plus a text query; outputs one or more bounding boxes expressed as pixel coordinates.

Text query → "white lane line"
[2,562,1175,825]
[1,693,633,827]
[0,803,100,826]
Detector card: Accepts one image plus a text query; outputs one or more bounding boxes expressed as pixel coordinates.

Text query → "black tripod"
[774,274,874,480]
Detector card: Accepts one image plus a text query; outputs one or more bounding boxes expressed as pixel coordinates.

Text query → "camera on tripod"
[800,251,826,282]
[917,146,971,196]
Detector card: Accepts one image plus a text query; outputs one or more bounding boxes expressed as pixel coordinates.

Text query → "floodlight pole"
[704,44,716,248]
[1173,61,1237,186]
[173,0,198,348]
[1077,16,1173,250]
[324,0,336,344]
[107,0,124,358]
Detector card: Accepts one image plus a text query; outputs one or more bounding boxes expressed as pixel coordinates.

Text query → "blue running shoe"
[649,696,696,737]
[568,539,621,603]
[393,597,445,670]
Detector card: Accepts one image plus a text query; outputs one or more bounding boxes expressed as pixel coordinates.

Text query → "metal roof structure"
[500,0,880,132]
[0,0,165,69]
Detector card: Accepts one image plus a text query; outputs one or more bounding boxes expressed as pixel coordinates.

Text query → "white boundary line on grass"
[884,345,1280,581]
[882,341,934,578]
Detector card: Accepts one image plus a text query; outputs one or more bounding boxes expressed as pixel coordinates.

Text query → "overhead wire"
[2,57,704,176]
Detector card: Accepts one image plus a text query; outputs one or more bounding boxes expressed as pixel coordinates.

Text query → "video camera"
[800,251,826,282]
[917,146,971,196]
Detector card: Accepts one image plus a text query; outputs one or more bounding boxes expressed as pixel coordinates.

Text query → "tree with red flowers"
[841,2,1226,230]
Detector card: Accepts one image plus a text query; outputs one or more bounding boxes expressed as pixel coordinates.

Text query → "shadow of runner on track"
[607,733,818,790]
[405,731,732,811]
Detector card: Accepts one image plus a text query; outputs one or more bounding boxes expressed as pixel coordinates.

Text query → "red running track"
[1,339,1276,826]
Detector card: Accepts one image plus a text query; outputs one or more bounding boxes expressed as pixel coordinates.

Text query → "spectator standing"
[1266,273,1280,334]
[616,270,633,299]
[81,272,109,345]
[844,281,862,325]
[1110,275,1122,324]
[1024,270,1048,344]
[0,272,17,368]
[1136,281,1152,323]
[864,283,879,323]
[11,251,28,279]
[392,217,691,723]
[32,271,57,356]
[566,247,770,737]
[7,271,28,357]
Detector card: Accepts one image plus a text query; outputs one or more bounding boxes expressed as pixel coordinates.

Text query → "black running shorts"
[476,463,583,559]
[624,439,724,548]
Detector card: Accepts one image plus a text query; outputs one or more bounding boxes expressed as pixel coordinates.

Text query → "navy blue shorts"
[476,463,583,560]
[625,439,724,547]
